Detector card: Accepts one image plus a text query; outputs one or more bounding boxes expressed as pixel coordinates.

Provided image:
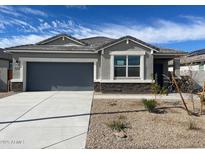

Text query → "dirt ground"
[86,99,205,149]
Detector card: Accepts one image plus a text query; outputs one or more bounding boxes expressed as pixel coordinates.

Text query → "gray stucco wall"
[101,40,153,80]
[12,52,100,80]
[12,40,154,84]
[0,59,9,91]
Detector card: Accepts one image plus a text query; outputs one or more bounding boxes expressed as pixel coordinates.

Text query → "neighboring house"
[5,34,185,93]
[0,48,12,92]
[169,48,205,87]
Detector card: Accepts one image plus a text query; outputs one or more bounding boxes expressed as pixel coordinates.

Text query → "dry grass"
[86,99,205,149]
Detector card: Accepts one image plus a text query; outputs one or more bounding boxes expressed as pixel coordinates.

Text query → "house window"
[114,56,126,77]
[114,55,141,78]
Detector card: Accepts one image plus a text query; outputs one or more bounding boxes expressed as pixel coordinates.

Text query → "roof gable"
[36,34,88,46]
[96,35,159,52]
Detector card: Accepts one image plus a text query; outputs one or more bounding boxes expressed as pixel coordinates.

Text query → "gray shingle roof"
[6,44,95,51]
[0,48,12,60]
[174,48,205,64]
[5,34,187,55]
[81,36,115,48]
[158,48,187,54]
[189,48,205,56]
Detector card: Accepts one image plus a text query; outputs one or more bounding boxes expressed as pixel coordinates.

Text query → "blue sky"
[1,5,205,51]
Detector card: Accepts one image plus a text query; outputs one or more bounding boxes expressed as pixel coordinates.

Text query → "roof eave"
[5,49,97,54]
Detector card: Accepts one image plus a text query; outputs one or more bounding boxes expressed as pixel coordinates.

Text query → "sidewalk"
[94,93,200,102]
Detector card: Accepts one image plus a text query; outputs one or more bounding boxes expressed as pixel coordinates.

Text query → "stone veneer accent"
[94,82,152,93]
[94,82,101,92]
[11,82,152,93]
[12,82,23,92]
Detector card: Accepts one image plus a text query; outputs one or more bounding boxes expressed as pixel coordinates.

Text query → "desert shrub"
[188,119,200,130]
[160,86,168,95]
[143,99,157,112]
[106,120,128,132]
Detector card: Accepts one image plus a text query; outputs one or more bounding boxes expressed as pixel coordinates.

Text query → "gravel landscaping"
[86,99,205,148]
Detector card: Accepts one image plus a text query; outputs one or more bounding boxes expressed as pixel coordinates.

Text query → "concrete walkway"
[0,91,93,149]
[94,93,200,102]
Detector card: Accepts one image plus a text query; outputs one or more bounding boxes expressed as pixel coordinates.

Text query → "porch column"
[173,58,180,77]
[140,55,145,80]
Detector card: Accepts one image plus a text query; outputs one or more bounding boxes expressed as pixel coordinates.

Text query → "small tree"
[151,73,167,100]
[199,81,205,115]
[171,72,191,115]
[181,59,199,113]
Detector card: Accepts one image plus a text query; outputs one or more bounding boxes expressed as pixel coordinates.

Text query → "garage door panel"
[26,62,93,91]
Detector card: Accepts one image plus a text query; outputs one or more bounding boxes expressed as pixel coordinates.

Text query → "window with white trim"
[114,55,140,78]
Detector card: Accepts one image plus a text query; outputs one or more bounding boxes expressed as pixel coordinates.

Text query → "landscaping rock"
[86,99,205,148]
[113,131,127,138]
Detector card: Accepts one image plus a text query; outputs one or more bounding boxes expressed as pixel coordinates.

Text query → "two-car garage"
[26,62,94,91]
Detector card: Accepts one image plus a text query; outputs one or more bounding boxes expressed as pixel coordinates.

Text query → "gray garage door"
[26,62,94,91]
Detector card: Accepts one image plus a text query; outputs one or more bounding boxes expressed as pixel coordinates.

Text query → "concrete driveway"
[0,91,93,149]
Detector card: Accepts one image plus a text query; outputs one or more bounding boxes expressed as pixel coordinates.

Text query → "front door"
[154,63,163,87]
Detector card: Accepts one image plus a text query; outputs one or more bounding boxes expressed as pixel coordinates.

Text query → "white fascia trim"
[19,57,98,63]
[97,38,158,52]
[11,79,23,82]
[7,50,96,54]
[97,79,154,83]
[110,50,146,55]
[40,36,86,46]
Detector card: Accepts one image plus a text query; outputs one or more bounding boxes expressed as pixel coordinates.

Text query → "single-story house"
[0,48,12,91]
[5,34,186,93]
[169,48,205,87]
[169,48,205,72]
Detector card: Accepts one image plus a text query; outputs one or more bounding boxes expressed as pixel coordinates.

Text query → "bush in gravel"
[188,119,200,130]
[143,99,157,112]
[106,120,128,132]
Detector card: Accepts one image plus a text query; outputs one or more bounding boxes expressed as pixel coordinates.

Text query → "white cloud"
[69,16,205,44]
[0,17,38,32]
[0,34,51,48]
[38,22,52,31]
[0,6,47,17]
[2,15,205,48]
[0,6,47,32]
[31,16,205,45]
[20,7,47,17]
[0,5,22,17]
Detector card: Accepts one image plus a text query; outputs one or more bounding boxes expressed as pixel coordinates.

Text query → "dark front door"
[26,62,94,91]
[154,63,163,87]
